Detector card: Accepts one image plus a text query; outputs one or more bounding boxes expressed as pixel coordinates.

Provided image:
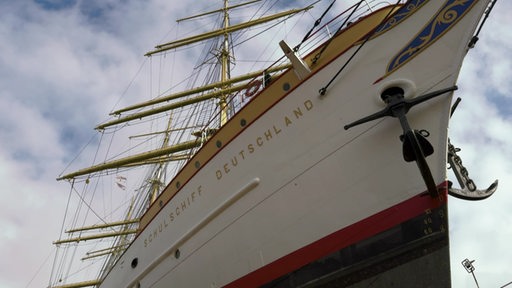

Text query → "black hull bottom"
[262,203,450,288]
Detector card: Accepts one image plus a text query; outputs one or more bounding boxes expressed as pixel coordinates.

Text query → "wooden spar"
[176,0,262,22]
[57,139,201,180]
[120,154,191,168]
[110,64,289,116]
[97,83,246,130]
[145,5,313,56]
[81,244,129,260]
[106,3,300,127]
[65,219,140,233]
[85,244,129,256]
[82,250,114,261]
[53,229,138,245]
[51,280,102,288]
[128,125,204,139]
[81,250,116,261]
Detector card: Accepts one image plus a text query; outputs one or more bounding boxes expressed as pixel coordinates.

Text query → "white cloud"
[448,0,512,286]
[0,1,147,287]
[0,0,510,287]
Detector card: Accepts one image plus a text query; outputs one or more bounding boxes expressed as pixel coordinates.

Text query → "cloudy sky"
[0,0,510,287]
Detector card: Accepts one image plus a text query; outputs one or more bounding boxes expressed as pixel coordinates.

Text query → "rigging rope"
[468,0,498,48]
[312,1,363,66]
[319,0,401,96]
[294,0,335,52]
[49,179,75,285]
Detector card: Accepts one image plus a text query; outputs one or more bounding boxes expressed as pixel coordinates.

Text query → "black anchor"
[344,85,458,197]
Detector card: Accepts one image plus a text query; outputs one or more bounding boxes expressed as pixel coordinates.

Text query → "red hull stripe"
[224,183,448,288]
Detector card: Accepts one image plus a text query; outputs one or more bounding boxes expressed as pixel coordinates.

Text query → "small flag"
[116,175,127,190]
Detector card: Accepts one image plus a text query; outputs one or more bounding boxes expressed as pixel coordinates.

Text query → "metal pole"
[462,258,480,288]
[470,271,480,288]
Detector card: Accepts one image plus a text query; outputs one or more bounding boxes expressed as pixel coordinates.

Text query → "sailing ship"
[49,0,499,287]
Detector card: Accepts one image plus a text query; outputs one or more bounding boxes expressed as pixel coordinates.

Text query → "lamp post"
[462,258,480,288]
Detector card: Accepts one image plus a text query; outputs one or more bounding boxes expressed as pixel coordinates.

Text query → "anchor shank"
[395,107,438,197]
[393,105,412,132]
[343,86,459,198]
[407,129,438,197]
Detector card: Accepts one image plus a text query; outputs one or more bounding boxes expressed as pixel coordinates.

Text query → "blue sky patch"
[489,91,512,118]
[35,0,76,10]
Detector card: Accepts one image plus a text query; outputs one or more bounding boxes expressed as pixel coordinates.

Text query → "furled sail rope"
[108,18,184,115]
[57,141,138,241]
[193,0,349,136]
[51,182,138,284]
[173,7,301,139]
[232,14,301,56]
[57,133,99,180]
[208,0,305,93]
[52,182,92,284]
[303,1,375,55]
[49,179,74,284]
[319,0,402,95]
[231,17,303,87]
[75,4,276,266]
[106,18,220,124]
[108,57,149,116]
[60,130,111,241]
[231,0,332,74]
[50,4,312,287]
[61,0,304,241]
[57,2,372,182]
[232,0,309,48]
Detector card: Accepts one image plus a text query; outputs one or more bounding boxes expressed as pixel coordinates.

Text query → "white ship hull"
[97,0,491,287]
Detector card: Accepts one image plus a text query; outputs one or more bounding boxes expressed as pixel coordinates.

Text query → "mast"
[149,115,175,204]
[59,2,313,180]
[51,3,319,287]
[219,0,231,126]
[94,4,312,130]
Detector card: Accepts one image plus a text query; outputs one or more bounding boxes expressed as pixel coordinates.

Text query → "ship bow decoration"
[387,0,479,75]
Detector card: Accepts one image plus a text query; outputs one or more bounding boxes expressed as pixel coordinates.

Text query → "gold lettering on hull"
[216,99,313,180]
[143,99,314,248]
[144,185,203,247]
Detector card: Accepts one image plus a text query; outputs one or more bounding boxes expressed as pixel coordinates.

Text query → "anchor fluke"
[448,180,498,201]
[447,138,498,200]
